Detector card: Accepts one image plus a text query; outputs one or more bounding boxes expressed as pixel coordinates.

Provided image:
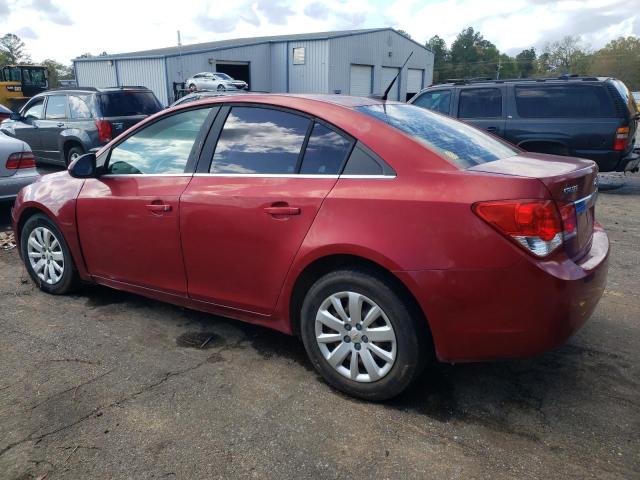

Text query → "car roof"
[423,76,611,89]
[174,93,398,109]
[41,86,153,95]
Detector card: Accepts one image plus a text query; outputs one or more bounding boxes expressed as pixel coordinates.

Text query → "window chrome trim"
[100,173,192,178]
[191,173,396,179]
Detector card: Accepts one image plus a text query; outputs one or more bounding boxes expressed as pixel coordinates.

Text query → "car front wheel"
[20,213,79,294]
[300,269,427,401]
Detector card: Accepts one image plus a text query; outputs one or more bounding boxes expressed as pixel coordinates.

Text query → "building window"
[293,47,306,65]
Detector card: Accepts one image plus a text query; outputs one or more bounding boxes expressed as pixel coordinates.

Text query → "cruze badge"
[563,185,578,195]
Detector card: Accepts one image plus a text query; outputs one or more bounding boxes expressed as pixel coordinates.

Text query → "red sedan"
[11,94,609,400]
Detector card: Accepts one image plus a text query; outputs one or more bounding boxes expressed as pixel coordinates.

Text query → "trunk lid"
[469,153,598,259]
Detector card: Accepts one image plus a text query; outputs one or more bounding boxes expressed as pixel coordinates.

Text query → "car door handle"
[56,122,65,127]
[146,203,172,213]
[486,126,498,132]
[264,206,300,216]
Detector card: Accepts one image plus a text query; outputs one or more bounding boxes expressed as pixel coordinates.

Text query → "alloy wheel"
[315,291,397,382]
[27,226,64,284]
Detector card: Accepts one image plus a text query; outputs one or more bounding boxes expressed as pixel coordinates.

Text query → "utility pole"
[496,56,502,80]
[177,30,184,82]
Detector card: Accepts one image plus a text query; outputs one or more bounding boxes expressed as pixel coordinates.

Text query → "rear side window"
[413,90,451,114]
[107,107,212,175]
[356,104,518,168]
[515,85,615,118]
[210,107,310,174]
[45,95,67,119]
[458,88,502,118]
[69,95,92,119]
[299,123,353,175]
[98,91,162,117]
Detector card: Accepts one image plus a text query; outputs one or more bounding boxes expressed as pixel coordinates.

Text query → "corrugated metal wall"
[270,43,287,93]
[75,60,118,90]
[165,44,271,99]
[287,40,329,93]
[117,58,167,105]
[328,31,434,98]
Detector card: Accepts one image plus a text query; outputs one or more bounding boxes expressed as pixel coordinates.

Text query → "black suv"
[409,76,639,172]
[0,86,163,166]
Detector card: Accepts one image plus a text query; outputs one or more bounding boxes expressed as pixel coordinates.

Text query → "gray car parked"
[0,87,163,166]
[0,131,39,201]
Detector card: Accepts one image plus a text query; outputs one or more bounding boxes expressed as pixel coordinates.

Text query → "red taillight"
[95,119,112,143]
[614,126,629,151]
[473,199,568,257]
[6,152,36,169]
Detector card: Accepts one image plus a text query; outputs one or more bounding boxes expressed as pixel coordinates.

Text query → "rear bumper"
[397,225,609,362]
[618,150,639,172]
[0,171,40,201]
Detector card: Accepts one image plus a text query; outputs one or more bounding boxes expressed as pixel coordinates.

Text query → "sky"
[1,0,639,64]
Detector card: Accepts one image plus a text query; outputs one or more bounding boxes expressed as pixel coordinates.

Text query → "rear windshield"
[356,104,518,168]
[98,91,162,117]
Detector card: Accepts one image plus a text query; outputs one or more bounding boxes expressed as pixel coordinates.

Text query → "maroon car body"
[11,94,609,398]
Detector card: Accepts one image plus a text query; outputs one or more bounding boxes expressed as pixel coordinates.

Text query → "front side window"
[300,123,353,175]
[210,107,310,174]
[107,107,212,175]
[413,90,451,115]
[45,95,67,119]
[458,88,502,118]
[69,95,92,119]
[515,85,615,118]
[356,104,518,168]
[23,99,44,120]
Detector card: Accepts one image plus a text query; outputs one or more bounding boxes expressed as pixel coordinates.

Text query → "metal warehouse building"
[73,28,434,106]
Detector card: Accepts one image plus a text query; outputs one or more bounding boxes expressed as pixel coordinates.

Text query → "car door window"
[68,95,93,119]
[458,88,502,118]
[210,107,310,174]
[107,107,212,175]
[299,122,354,174]
[413,90,451,114]
[45,95,68,120]
[22,99,44,120]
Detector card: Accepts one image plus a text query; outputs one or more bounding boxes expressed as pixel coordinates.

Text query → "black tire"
[300,269,428,401]
[20,213,79,294]
[217,84,225,91]
[189,83,197,92]
[66,145,84,166]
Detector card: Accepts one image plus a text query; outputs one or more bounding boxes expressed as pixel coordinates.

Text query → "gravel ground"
[0,171,638,480]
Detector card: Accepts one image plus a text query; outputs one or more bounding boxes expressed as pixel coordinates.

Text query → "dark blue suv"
[409,76,639,172]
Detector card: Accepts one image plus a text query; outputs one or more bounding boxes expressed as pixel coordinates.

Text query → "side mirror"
[68,153,97,178]
[9,112,22,121]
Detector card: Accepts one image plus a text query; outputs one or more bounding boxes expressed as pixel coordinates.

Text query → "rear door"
[456,86,506,136]
[76,106,216,295]
[38,94,68,162]
[180,105,354,314]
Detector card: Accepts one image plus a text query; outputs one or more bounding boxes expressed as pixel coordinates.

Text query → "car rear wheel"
[300,269,427,401]
[66,145,84,166]
[20,214,79,294]
[217,84,225,91]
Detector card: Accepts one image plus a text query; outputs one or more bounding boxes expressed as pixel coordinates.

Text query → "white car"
[185,72,247,92]
[0,131,39,201]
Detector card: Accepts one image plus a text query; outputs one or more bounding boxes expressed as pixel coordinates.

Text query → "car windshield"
[356,104,519,168]
[215,73,232,80]
[98,91,162,117]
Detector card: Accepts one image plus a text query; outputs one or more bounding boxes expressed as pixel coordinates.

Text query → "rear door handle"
[146,203,172,213]
[56,122,65,127]
[264,206,300,216]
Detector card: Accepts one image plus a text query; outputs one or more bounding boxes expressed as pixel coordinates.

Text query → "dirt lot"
[1,172,639,480]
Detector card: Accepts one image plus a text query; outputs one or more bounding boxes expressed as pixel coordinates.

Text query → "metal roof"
[73,28,428,62]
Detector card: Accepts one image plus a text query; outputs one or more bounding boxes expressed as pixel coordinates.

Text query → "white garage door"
[350,65,372,96]
[382,67,400,101]
[407,69,424,95]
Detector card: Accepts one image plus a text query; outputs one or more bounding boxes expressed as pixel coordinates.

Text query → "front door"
[180,106,354,314]
[8,98,45,159]
[38,94,68,162]
[456,86,506,136]
[76,106,215,295]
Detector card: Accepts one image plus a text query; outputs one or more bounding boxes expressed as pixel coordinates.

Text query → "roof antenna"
[381,51,413,101]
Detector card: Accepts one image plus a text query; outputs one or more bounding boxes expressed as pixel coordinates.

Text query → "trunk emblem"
[563,185,578,195]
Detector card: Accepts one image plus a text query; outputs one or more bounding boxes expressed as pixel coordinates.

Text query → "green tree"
[449,27,499,79]
[542,35,591,74]
[515,48,537,77]
[427,35,450,83]
[590,36,640,90]
[41,59,73,88]
[0,33,32,65]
